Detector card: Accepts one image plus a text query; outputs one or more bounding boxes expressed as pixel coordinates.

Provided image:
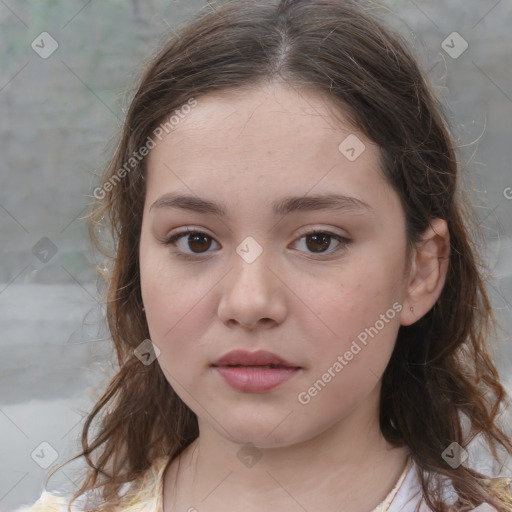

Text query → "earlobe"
[400,218,450,326]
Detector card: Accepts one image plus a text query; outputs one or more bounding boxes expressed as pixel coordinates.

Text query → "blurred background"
[1,0,511,509]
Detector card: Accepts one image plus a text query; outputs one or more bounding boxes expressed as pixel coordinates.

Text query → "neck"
[163,391,410,512]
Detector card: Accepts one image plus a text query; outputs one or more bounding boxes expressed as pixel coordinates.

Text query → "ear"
[400,218,450,326]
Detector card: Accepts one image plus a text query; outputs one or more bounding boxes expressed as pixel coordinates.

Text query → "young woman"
[16,0,512,511]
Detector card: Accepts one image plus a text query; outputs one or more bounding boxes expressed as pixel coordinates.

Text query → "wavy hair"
[47,1,512,510]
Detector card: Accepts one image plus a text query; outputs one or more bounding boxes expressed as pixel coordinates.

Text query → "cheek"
[295,254,404,370]
[139,255,214,373]
[293,274,402,418]
[304,259,402,325]
[141,277,209,344]
[141,283,212,385]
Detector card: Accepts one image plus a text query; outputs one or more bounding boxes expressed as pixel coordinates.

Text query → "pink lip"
[213,366,300,392]
[211,350,301,392]
[212,349,297,367]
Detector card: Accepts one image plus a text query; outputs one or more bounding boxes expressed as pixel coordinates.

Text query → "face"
[139,83,411,448]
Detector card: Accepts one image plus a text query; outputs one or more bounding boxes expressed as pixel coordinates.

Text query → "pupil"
[306,233,330,252]
[189,233,211,253]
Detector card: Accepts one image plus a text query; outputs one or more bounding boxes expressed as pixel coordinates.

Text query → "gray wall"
[1,1,511,509]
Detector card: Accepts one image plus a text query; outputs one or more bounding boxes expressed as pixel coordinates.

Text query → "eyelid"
[166,225,214,238]
[163,227,219,261]
[291,227,351,257]
[163,225,351,259]
[294,225,348,239]
[164,225,349,242]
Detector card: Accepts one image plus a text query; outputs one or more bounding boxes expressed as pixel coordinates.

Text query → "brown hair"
[48,1,512,510]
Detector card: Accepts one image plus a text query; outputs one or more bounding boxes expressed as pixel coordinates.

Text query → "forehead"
[149,83,362,165]
[144,83,396,218]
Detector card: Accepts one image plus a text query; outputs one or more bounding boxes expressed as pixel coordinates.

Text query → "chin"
[214,414,299,447]
[228,432,296,449]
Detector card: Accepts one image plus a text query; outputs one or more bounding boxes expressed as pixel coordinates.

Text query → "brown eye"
[305,233,331,253]
[293,230,351,256]
[164,228,350,260]
[185,232,212,253]
[165,229,219,257]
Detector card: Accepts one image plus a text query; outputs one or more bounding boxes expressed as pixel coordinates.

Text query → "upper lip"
[212,349,300,368]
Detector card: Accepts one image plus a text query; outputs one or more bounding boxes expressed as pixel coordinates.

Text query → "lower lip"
[213,366,300,392]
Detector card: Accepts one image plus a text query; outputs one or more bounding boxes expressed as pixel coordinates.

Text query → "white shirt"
[13,454,512,512]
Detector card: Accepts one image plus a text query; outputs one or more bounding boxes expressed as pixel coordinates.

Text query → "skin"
[139,82,450,512]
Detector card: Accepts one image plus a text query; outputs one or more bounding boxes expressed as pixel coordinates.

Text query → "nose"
[217,248,288,331]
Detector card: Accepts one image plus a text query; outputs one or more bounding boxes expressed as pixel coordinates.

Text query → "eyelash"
[163,227,351,261]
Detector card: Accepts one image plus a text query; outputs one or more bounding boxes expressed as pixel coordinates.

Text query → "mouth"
[211,364,295,369]
[211,350,301,392]
[211,349,300,369]
[212,365,300,392]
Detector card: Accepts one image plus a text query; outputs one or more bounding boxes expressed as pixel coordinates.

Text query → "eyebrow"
[150,193,374,219]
